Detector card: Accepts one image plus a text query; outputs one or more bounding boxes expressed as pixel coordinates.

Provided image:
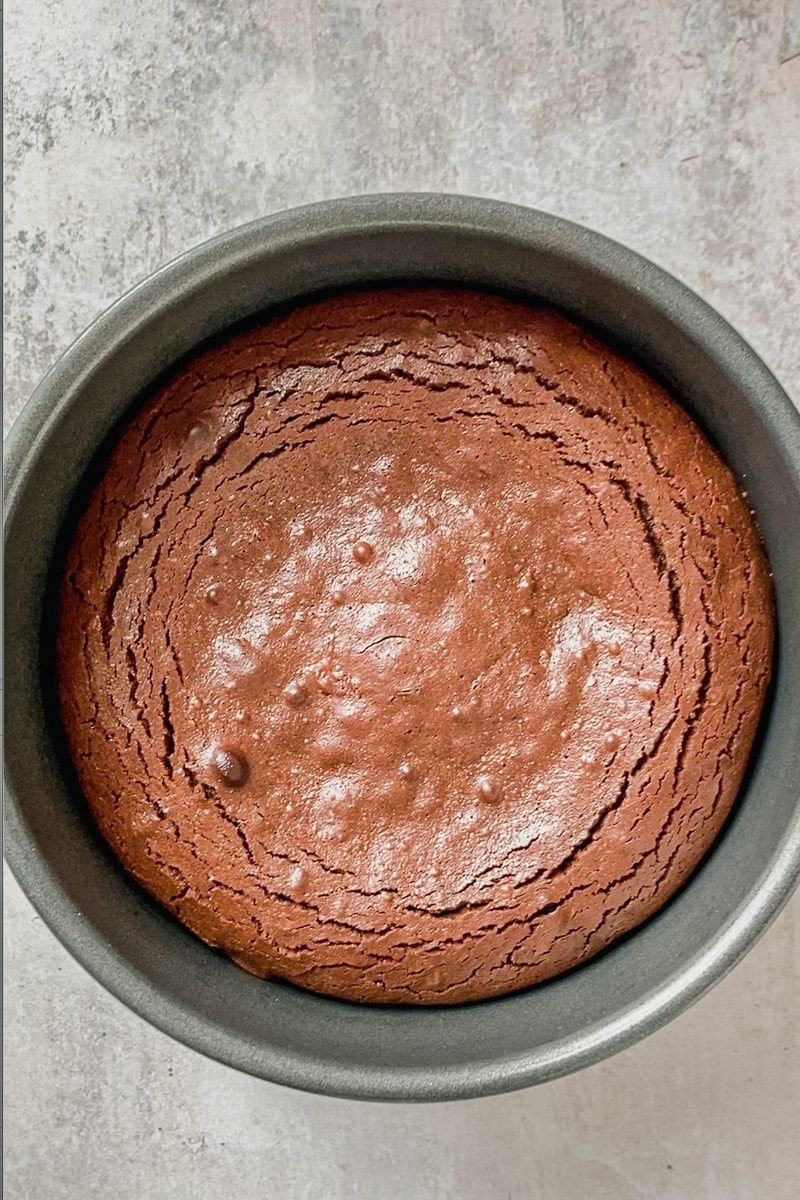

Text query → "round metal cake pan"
[5,194,800,1102]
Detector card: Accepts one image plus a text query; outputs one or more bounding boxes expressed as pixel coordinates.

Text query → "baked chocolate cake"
[57,288,774,1003]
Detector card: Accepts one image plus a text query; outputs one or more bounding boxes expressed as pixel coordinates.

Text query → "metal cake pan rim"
[5,193,800,1102]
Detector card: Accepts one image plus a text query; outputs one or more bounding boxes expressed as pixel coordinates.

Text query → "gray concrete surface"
[4,1,799,1196]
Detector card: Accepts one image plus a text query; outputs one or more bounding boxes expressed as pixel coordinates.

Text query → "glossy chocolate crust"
[57,288,774,1004]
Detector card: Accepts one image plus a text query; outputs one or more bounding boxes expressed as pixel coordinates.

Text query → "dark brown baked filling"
[57,288,773,1004]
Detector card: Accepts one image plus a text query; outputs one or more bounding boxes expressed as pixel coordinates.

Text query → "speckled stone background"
[4,1,799,1197]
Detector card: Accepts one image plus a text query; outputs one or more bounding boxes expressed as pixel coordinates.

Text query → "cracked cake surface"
[57,287,774,1004]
